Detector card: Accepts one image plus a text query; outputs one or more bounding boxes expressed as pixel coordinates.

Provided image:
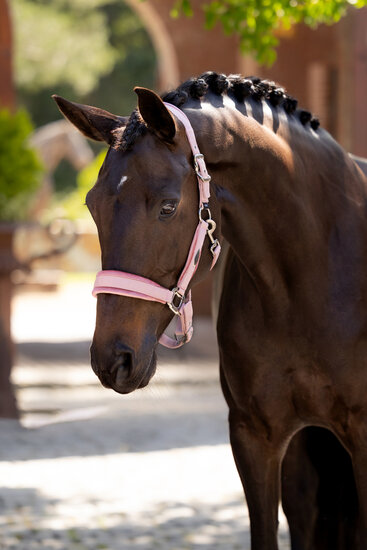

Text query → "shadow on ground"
[0,390,228,461]
[0,488,291,550]
[0,488,255,550]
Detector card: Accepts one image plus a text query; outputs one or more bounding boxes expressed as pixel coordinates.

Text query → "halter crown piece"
[92,103,221,348]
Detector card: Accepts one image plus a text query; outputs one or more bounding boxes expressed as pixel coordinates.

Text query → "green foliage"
[15,1,156,127]
[61,151,106,219]
[13,0,117,95]
[15,0,156,200]
[171,0,193,17]
[85,2,156,117]
[0,110,43,221]
[171,0,367,65]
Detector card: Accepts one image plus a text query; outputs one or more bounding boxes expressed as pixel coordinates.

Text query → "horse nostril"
[111,344,133,384]
[114,364,130,385]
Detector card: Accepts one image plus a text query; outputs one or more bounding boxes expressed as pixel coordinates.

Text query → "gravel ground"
[0,280,290,549]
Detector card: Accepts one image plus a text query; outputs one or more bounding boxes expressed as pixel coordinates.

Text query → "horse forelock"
[112,109,147,152]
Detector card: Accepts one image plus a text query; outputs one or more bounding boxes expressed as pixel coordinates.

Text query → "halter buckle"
[168,287,185,315]
[194,154,211,182]
[175,333,188,344]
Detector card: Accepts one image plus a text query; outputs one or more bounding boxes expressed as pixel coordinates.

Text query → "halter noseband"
[92,103,221,348]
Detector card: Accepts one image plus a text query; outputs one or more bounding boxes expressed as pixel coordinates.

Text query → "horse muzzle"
[90,340,157,394]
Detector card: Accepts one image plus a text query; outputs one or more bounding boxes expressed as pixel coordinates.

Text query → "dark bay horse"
[54,72,367,550]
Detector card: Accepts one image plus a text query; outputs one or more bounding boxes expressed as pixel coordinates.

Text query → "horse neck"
[187,99,364,319]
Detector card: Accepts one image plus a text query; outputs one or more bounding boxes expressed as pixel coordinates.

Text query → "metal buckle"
[175,333,187,344]
[168,287,185,315]
[194,154,211,182]
[194,153,204,172]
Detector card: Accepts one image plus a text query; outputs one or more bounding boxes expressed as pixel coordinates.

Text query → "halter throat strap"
[92,102,221,348]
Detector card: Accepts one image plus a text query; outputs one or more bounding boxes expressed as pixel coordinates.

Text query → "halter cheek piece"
[92,103,221,348]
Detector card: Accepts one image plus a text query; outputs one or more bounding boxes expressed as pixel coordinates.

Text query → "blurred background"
[0,0,367,548]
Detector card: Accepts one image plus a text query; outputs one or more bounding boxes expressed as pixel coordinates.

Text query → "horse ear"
[134,87,176,142]
[52,95,127,144]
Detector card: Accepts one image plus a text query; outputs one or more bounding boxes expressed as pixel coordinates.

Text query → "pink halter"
[92,103,221,348]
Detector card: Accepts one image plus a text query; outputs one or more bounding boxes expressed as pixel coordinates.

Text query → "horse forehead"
[117,175,128,192]
[125,142,190,184]
[92,134,191,201]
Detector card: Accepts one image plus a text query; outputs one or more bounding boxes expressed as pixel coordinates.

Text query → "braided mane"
[118,72,320,151]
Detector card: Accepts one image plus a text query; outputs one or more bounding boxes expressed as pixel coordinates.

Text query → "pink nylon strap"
[93,219,210,348]
[93,220,208,303]
[163,102,211,207]
[93,271,172,303]
[176,219,208,293]
[157,296,193,349]
[93,271,194,349]
[92,102,221,348]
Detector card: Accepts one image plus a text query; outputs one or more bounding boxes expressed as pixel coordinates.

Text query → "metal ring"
[199,206,212,222]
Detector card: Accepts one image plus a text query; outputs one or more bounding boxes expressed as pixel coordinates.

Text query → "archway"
[125,0,180,91]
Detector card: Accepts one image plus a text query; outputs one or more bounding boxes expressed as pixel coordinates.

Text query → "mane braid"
[115,72,321,151]
[161,71,321,131]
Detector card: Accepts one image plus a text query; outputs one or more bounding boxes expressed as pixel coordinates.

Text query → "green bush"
[0,109,43,221]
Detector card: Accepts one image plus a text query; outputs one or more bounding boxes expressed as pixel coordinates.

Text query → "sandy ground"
[0,280,290,549]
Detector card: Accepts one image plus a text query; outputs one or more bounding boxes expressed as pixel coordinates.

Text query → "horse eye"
[160,200,178,219]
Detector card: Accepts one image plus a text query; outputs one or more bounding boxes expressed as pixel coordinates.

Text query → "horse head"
[53,89,220,394]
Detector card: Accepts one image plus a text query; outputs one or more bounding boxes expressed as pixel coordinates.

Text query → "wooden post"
[0,0,15,110]
[0,226,19,418]
[0,1,18,418]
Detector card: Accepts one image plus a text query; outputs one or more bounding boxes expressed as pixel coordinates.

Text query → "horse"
[53,72,367,550]
[29,119,94,218]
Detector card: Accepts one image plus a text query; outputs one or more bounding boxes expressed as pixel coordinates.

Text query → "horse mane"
[118,71,320,151]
